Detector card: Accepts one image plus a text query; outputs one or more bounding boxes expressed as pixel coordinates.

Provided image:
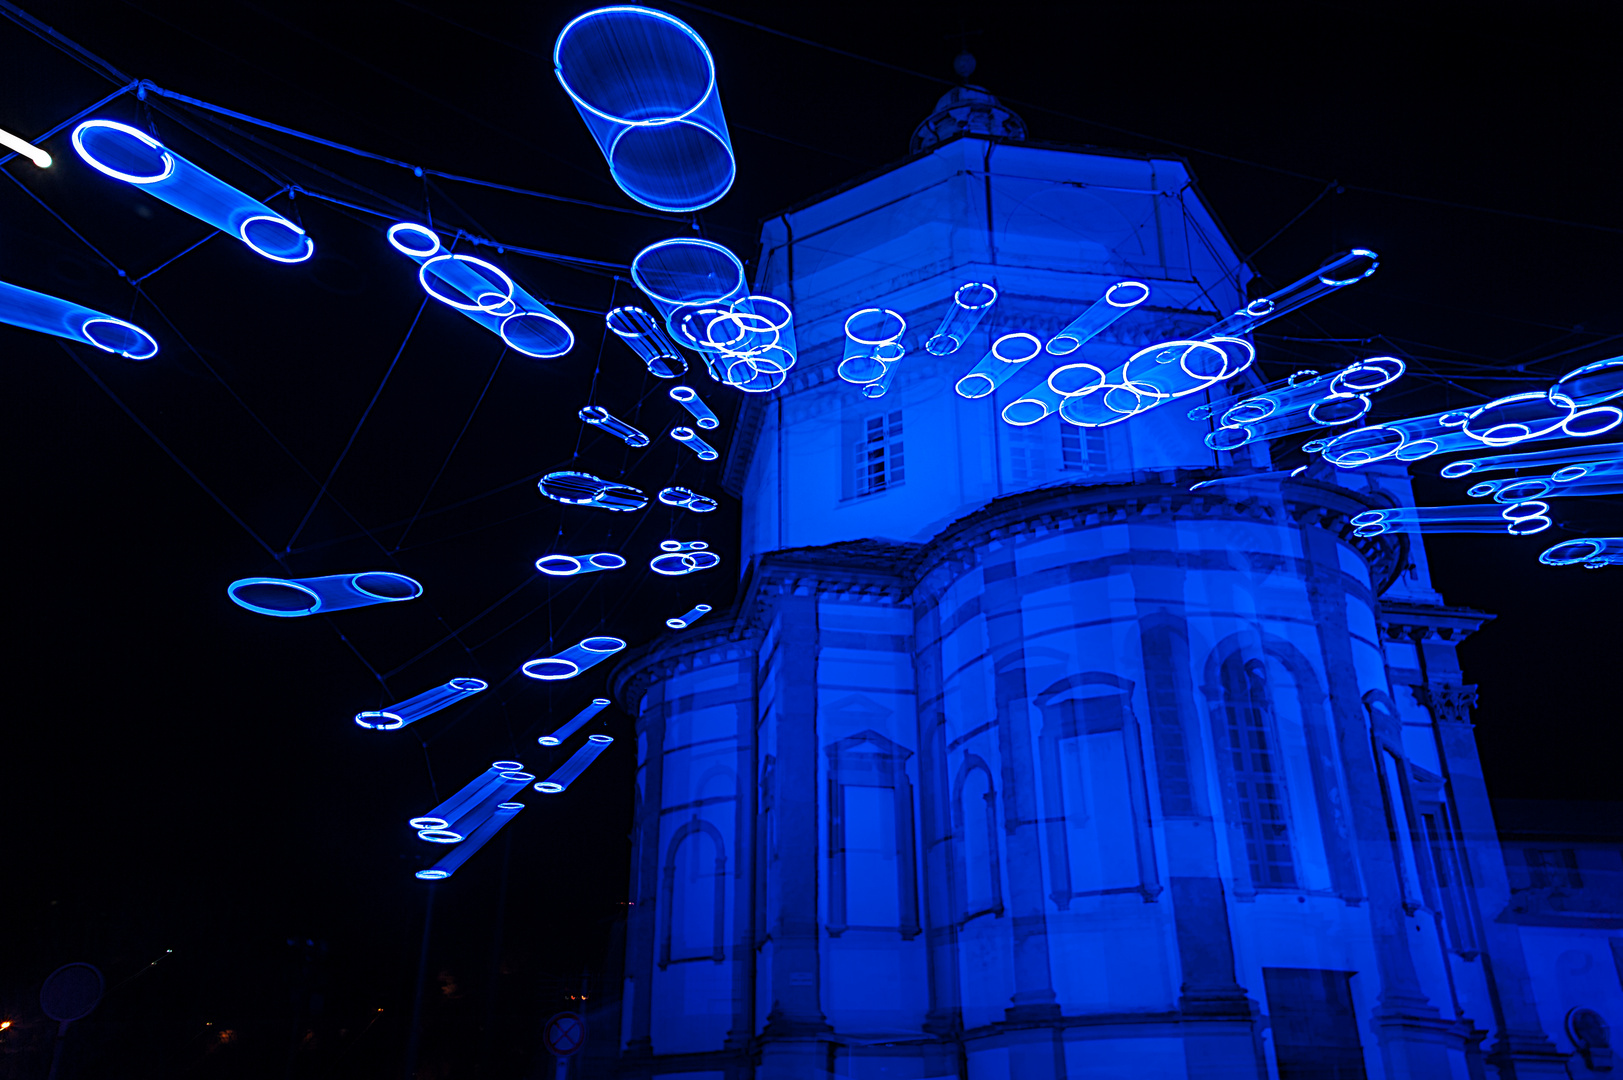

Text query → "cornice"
[1378,601,1497,643]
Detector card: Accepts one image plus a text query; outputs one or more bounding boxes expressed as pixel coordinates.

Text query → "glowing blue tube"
[658,485,718,512]
[1321,392,1620,468]
[1002,359,1108,426]
[1206,396,1373,449]
[1199,249,1378,339]
[666,603,712,629]
[839,309,907,385]
[411,761,526,830]
[861,351,903,399]
[672,425,718,460]
[1349,501,1552,538]
[540,698,611,746]
[521,636,627,680]
[1549,357,1623,408]
[651,540,720,576]
[355,677,488,730]
[1439,443,1623,479]
[554,7,734,212]
[0,279,159,360]
[1188,370,1322,422]
[424,771,534,843]
[579,405,649,447]
[535,552,627,577]
[534,735,614,793]
[1219,357,1405,427]
[607,305,687,378]
[1466,469,1623,503]
[925,282,998,356]
[669,385,719,428]
[71,119,314,263]
[227,571,422,617]
[955,333,1044,399]
[538,470,648,511]
[1046,281,1151,355]
[385,223,574,358]
[416,802,524,879]
[631,238,747,329]
[1539,537,1623,569]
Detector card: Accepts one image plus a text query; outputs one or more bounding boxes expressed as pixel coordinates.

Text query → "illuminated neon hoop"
[666,603,712,629]
[535,552,627,577]
[1,279,158,359]
[521,636,627,681]
[538,470,648,511]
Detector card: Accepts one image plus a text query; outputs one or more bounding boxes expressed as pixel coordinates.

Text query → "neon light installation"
[671,425,718,460]
[521,636,627,680]
[1002,358,1107,426]
[416,802,525,879]
[417,770,532,844]
[607,305,687,378]
[1203,356,1405,450]
[578,405,649,447]
[1046,281,1151,355]
[669,385,719,429]
[666,603,712,629]
[385,222,574,358]
[1549,357,1623,408]
[1539,537,1623,569]
[227,571,422,617]
[535,552,627,577]
[955,332,1044,399]
[410,761,525,831]
[1466,470,1623,503]
[534,735,614,794]
[650,540,720,576]
[355,677,487,730]
[538,470,648,511]
[631,238,746,329]
[0,279,158,360]
[0,125,52,168]
[659,486,718,513]
[1439,443,1623,479]
[72,120,313,263]
[539,698,611,746]
[1320,398,1618,468]
[1349,501,1552,538]
[925,282,997,356]
[1199,249,1378,339]
[554,6,734,212]
[1188,369,1321,423]
[839,309,907,386]
[861,347,905,399]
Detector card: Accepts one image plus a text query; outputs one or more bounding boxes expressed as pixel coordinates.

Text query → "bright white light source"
[0,126,52,168]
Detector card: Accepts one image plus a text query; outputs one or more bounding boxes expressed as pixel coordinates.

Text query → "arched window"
[952,755,1003,921]
[1219,655,1297,889]
[660,817,727,966]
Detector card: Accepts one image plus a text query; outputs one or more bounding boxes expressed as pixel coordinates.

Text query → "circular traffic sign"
[543,1010,586,1057]
[40,963,105,1023]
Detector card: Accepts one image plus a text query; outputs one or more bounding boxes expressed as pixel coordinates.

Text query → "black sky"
[3,2,1620,1076]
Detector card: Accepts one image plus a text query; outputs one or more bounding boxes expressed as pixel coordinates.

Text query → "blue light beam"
[954,333,1046,399]
[925,282,997,356]
[1439,442,1623,478]
[671,425,718,460]
[539,698,611,746]
[410,761,524,830]
[607,305,687,378]
[227,571,422,617]
[538,470,648,511]
[1349,501,1552,537]
[658,486,718,512]
[666,603,712,629]
[1540,537,1623,569]
[534,735,614,793]
[0,279,159,359]
[579,405,649,447]
[355,677,488,730]
[521,636,627,680]
[669,385,719,428]
[415,802,525,879]
[535,552,627,576]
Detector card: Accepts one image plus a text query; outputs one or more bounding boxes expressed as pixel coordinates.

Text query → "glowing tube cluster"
[416,802,525,879]
[554,7,734,212]
[1349,501,1552,538]
[1439,443,1622,479]
[1045,281,1151,356]
[535,552,626,577]
[538,470,648,511]
[666,603,712,629]
[72,119,314,263]
[0,279,158,360]
[227,571,423,617]
[535,734,614,793]
[651,540,720,576]
[1200,249,1378,339]
[410,761,525,831]
[416,770,532,844]
[539,698,610,746]
[356,677,488,730]
[1045,338,1256,428]
[1204,356,1406,450]
[671,425,718,460]
[669,385,719,428]
[579,405,648,447]
[925,282,998,356]
[1540,537,1623,569]
[838,308,907,394]
[607,305,687,378]
[521,636,627,680]
[385,222,574,358]
[999,281,1152,423]
[1465,468,1623,503]
[658,485,718,512]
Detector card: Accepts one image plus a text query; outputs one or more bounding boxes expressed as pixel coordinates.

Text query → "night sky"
[3,2,1619,1076]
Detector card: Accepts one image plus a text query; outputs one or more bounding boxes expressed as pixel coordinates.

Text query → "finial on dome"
[910,74,1027,155]
[953,51,976,80]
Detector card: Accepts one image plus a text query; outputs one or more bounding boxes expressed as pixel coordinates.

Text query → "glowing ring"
[1202,337,1257,380]
[839,354,890,385]
[238,215,314,264]
[1505,515,1552,536]
[1564,406,1622,438]
[1101,380,1165,416]
[227,577,322,616]
[492,761,525,771]
[1317,248,1380,286]
[1501,500,1550,521]
[1047,362,1107,397]
[419,254,516,313]
[554,6,717,128]
[661,540,709,551]
[1394,439,1442,462]
[1549,357,1623,408]
[1349,510,1388,527]
[588,734,613,744]
[1105,281,1151,307]
[500,310,576,358]
[1320,425,1403,467]
[954,282,998,309]
[355,711,406,730]
[1224,397,1277,425]
[417,830,463,844]
[603,120,735,212]
[631,239,745,309]
[1539,538,1608,567]
[1330,356,1405,395]
[844,308,907,346]
[387,222,442,257]
[1495,480,1554,503]
[1439,460,1478,479]
[1463,391,1572,447]
[991,332,1042,364]
[1206,425,1254,450]
[535,555,583,576]
[79,317,160,360]
[1307,395,1371,427]
[415,869,450,879]
[1001,398,1051,426]
[1552,465,1591,482]
[1301,438,1330,454]
[70,120,175,183]
[737,295,792,330]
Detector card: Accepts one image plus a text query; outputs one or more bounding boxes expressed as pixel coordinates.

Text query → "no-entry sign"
[544,1011,586,1057]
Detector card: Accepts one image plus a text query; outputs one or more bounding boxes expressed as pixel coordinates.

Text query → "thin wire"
[130,230,220,285]
[1244,181,1337,262]
[0,170,127,276]
[394,345,509,551]
[0,81,139,167]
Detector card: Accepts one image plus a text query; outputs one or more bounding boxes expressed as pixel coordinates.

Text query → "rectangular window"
[1060,422,1107,472]
[1525,848,1583,890]
[1262,968,1368,1080]
[854,411,904,497]
[1007,423,1049,484]
[842,785,900,926]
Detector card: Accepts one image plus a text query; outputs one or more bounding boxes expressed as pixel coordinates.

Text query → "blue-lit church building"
[605,90,1622,1079]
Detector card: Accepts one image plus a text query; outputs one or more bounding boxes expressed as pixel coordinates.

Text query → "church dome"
[910,84,1027,154]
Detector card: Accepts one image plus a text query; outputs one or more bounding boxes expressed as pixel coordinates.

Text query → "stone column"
[624,677,668,1057]
[913,597,965,1037]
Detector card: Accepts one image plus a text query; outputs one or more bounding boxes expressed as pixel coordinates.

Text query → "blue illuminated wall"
[606,111,1621,1080]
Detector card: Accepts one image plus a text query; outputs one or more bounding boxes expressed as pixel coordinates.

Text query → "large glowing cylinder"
[521,636,627,680]
[630,238,747,333]
[925,282,997,356]
[607,305,687,378]
[226,571,423,617]
[411,761,525,831]
[1540,537,1623,569]
[955,333,1043,399]
[669,385,719,428]
[415,802,524,879]
[535,734,613,793]
[0,280,159,360]
[355,677,488,730]
[540,698,611,745]
[1045,281,1150,355]
[554,7,735,212]
[71,120,313,263]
